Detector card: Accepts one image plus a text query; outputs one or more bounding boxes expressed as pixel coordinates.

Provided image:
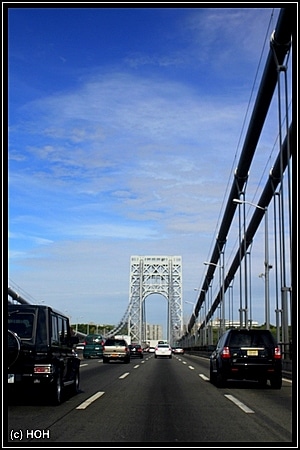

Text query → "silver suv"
[102,338,130,364]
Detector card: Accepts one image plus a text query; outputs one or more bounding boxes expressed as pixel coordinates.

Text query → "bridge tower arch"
[128,256,183,345]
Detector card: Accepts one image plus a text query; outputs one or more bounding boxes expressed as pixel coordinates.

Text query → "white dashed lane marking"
[224,394,255,413]
[199,374,209,381]
[76,391,105,410]
[119,372,130,379]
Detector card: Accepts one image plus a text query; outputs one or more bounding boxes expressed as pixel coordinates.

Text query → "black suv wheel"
[215,367,227,388]
[51,369,64,405]
[8,330,20,369]
[209,362,216,384]
[71,368,80,395]
[270,374,282,389]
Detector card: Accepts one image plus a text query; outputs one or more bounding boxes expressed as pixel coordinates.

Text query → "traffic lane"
[79,356,137,390]
[61,354,293,443]
[144,355,292,443]
[8,353,292,443]
[7,356,153,443]
[177,352,293,435]
[7,357,137,440]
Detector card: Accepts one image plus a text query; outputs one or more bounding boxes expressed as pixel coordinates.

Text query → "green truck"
[82,334,105,359]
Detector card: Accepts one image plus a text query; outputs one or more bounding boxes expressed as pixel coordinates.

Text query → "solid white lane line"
[224,394,255,413]
[76,391,105,410]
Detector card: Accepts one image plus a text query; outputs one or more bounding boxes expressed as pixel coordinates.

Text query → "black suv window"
[50,312,69,345]
[8,312,34,339]
[228,332,252,347]
[227,330,275,347]
[216,332,228,349]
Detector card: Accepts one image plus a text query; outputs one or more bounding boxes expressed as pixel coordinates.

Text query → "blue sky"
[7,6,292,334]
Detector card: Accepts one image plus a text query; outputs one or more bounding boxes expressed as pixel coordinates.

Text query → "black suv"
[8,304,80,404]
[128,344,143,358]
[209,329,282,389]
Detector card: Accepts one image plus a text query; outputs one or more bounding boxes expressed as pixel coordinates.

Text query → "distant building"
[145,323,163,341]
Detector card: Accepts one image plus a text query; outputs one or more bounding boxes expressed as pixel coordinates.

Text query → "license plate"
[247,350,258,356]
[8,374,14,383]
[111,353,118,357]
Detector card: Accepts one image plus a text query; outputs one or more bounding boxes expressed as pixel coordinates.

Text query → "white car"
[154,343,172,359]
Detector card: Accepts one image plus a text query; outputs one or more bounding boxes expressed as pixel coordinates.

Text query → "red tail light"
[274,346,282,359]
[34,364,52,373]
[221,346,231,359]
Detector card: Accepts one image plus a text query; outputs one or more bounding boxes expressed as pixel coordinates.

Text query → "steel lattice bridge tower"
[128,256,183,346]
